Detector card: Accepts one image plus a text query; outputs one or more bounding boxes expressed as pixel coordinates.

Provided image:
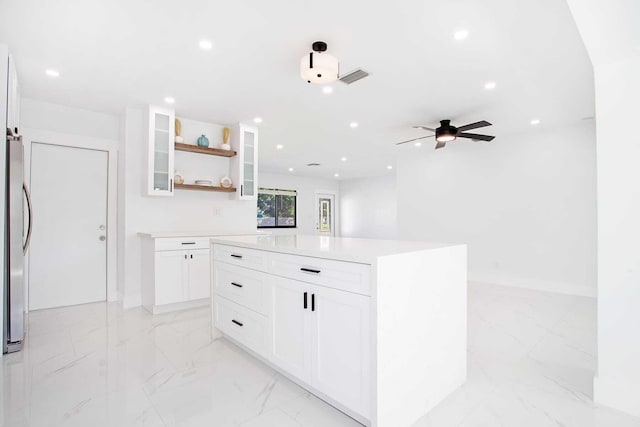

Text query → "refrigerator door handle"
[23,183,33,255]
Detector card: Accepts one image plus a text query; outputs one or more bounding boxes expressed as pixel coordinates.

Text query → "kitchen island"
[210,234,467,427]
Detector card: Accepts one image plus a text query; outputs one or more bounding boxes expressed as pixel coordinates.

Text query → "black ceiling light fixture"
[300,41,339,84]
[396,120,495,149]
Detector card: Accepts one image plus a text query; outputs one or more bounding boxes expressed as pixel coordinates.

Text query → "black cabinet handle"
[184,254,187,259]
[190,254,193,259]
[231,282,243,288]
[304,292,308,309]
[312,294,315,311]
[231,254,243,259]
[232,319,243,327]
[181,242,196,245]
[300,267,321,274]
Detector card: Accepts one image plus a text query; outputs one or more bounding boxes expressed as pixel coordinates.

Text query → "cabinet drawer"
[214,262,267,315]
[155,237,210,251]
[269,253,371,296]
[214,244,268,272]
[215,296,268,354]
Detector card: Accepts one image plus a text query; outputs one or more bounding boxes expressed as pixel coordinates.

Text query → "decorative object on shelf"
[174,171,184,185]
[220,176,233,188]
[221,127,231,150]
[197,134,210,147]
[175,118,184,143]
[195,179,213,186]
[300,41,339,84]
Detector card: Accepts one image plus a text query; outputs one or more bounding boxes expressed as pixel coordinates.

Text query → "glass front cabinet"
[231,123,258,201]
[147,105,175,196]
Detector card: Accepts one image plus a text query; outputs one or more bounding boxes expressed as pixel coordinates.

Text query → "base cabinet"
[142,237,211,313]
[213,248,371,421]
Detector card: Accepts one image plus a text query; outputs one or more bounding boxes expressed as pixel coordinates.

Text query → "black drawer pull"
[311,293,316,311]
[231,282,243,288]
[181,242,196,245]
[300,267,321,274]
[231,254,243,259]
[304,292,308,309]
[231,319,243,327]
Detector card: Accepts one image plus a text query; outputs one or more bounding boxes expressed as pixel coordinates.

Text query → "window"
[257,188,297,228]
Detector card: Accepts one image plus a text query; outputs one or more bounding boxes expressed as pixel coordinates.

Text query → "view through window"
[257,188,297,228]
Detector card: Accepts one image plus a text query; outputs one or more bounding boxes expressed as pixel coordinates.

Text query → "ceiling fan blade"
[457,120,492,132]
[435,141,446,149]
[458,132,495,142]
[412,126,436,132]
[396,135,435,145]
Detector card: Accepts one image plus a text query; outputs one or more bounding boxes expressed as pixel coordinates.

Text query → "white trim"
[594,375,640,417]
[21,127,119,310]
[468,272,596,298]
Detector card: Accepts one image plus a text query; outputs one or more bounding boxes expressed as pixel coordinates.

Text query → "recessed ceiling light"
[288,167,294,172]
[199,40,213,50]
[454,30,469,41]
[276,144,284,150]
[253,117,263,124]
[45,69,60,78]
[530,119,541,125]
[414,142,422,147]
[387,165,393,170]
[349,122,358,129]
[334,173,340,178]
[484,81,497,90]
[164,97,175,104]
[322,86,334,94]
[340,156,347,162]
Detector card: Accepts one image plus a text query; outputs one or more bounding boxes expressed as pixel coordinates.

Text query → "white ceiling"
[0,0,594,179]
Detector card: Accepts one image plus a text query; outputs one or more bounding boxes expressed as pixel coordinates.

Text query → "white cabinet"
[269,277,313,382]
[267,277,370,417]
[212,246,371,421]
[146,105,175,196]
[187,249,211,300]
[141,237,211,314]
[230,123,258,200]
[310,284,370,417]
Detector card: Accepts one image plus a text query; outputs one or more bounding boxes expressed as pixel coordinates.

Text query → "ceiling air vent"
[307,163,321,167]
[339,69,369,85]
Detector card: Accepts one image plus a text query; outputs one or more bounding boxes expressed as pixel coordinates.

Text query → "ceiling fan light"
[300,42,339,84]
[436,134,457,142]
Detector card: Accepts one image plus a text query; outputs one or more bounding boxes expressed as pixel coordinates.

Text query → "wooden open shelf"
[175,143,237,157]
[174,183,236,193]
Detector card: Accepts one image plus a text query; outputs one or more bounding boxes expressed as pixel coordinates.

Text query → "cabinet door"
[238,124,258,200]
[310,285,371,418]
[268,277,312,382]
[155,251,187,305]
[147,105,175,196]
[187,249,211,301]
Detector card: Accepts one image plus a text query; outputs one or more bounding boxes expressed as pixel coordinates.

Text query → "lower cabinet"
[213,258,371,420]
[268,277,370,418]
[142,237,212,313]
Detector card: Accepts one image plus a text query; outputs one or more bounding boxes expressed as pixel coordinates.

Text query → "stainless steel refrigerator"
[3,128,32,354]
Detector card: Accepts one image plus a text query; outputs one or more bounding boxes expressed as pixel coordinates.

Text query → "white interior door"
[29,143,108,310]
[315,193,336,236]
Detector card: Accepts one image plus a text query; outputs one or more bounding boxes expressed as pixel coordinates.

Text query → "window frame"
[257,188,297,229]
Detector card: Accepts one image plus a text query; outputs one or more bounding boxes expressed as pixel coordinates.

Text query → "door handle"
[311,294,316,311]
[23,183,33,254]
[231,282,243,288]
[300,267,321,274]
[231,319,243,327]
[230,254,243,259]
[304,292,308,309]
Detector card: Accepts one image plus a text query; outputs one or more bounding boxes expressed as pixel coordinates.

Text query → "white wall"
[396,122,597,297]
[566,0,640,416]
[339,174,397,239]
[119,108,256,307]
[258,173,339,236]
[20,98,119,141]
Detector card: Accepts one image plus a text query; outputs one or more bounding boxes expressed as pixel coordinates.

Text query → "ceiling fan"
[396,120,495,149]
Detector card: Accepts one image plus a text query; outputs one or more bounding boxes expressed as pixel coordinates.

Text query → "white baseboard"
[594,375,640,418]
[468,272,596,298]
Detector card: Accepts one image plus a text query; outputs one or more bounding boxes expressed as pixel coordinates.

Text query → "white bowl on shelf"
[194,179,213,186]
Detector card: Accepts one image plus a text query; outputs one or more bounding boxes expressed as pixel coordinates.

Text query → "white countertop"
[138,230,269,238]
[210,234,463,264]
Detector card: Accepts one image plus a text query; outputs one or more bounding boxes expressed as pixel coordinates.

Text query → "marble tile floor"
[2,283,639,427]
